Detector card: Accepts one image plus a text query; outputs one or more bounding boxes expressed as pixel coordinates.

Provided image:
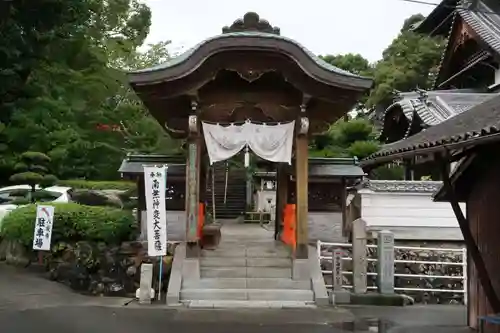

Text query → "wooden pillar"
[137,176,147,240]
[340,177,347,237]
[275,164,288,240]
[185,113,201,258]
[199,156,207,204]
[295,117,309,259]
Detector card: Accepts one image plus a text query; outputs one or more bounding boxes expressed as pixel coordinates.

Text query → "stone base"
[292,259,309,280]
[332,290,351,304]
[350,293,414,306]
[182,258,200,280]
[201,224,222,250]
[139,263,153,304]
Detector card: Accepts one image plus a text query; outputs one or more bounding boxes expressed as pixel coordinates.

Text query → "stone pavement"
[0,263,471,333]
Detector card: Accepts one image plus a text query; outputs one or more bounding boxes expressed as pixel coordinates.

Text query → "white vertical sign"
[144,166,167,257]
[32,205,55,251]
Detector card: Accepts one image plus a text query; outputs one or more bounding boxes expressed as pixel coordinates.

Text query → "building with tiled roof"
[378,0,500,170]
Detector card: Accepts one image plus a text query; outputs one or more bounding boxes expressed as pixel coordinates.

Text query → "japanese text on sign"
[32,205,55,251]
[144,166,168,257]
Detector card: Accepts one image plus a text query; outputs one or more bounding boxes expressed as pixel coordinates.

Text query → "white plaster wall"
[359,192,465,241]
[255,190,276,212]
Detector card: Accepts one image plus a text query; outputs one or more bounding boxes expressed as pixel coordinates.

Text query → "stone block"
[139,263,153,304]
[333,290,351,304]
[247,289,314,301]
[183,278,246,289]
[247,267,291,278]
[202,248,246,257]
[201,257,246,267]
[246,278,309,290]
[246,258,291,267]
[201,267,246,278]
[181,288,247,300]
[292,259,309,280]
[182,258,200,280]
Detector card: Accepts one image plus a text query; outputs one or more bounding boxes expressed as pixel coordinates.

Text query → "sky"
[140,0,441,63]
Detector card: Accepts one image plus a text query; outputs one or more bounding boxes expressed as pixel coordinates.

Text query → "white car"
[0,185,72,226]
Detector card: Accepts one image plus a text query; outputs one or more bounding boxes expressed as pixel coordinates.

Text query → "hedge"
[0,203,137,247]
[57,180,136,191]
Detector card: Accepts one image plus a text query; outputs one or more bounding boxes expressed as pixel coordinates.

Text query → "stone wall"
[308,212,344,243]
[0,238,175,297]
[320,241,466,304]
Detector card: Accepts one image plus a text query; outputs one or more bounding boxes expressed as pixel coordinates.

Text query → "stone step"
[182,278,310,290]
[201,248,290,258]
[200,257,291,268]
[180,288,314,301]
[185,300,316,309]
[201,267,246,278]
[201,267,292,278]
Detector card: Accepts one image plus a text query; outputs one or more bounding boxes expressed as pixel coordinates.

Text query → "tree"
[309,118,380,160]
[366,14,445,109]
[9,151,58,202]
[320,53,374,110]
[320,53,374,76]
[0,1,181,182]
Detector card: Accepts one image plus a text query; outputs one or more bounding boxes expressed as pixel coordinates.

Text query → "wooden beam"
[439,155,500,313]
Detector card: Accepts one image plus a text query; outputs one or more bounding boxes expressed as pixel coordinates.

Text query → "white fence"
[317,240,467,301]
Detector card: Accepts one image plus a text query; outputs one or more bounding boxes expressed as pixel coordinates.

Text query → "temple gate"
[127,12,372,262]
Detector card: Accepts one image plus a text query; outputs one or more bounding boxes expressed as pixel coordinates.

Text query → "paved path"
[0,263,471,333]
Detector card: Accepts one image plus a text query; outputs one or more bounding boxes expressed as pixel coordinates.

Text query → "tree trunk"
[30,185,35,204]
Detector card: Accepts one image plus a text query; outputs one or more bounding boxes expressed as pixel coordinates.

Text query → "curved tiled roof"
[127,31,372,89]
[363,92,500,166]
[457,0,500,55]
[131,32,358,78]
[380,90,496,141]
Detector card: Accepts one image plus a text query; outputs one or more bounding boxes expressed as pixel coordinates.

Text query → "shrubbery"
[0,203,137,247]
[57,180,136,191]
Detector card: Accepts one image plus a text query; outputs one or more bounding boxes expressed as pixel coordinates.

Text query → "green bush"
[1,203,137,247]
[57,180,136,191]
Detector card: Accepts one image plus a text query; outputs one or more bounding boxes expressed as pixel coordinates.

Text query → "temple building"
[361,93,500,333]
[378,0,500,180]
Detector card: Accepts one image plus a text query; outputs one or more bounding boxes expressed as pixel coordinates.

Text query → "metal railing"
[317,240,467,299]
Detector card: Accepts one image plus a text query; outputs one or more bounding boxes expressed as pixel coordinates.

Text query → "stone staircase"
[178,225,317,308]
[206,162,247,219]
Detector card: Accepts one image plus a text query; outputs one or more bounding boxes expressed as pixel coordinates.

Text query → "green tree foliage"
[0,1,179,183]
[1,203,136,246]
[9,151,58,202]
[366,14,445,108]
[310,119,380,160]
[321,14,445,112]
[320,53,373,76]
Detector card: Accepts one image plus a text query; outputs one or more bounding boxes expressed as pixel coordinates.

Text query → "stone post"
[332,248,343,291]
[377,230,395,294]
[332,248,351,304]
[352,218,367,294]
[139,263,153,304]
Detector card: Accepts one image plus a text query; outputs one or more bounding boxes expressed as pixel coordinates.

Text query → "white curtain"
[202,121,295,165]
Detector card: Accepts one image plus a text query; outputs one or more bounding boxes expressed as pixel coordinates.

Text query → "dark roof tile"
[363,93,500,164]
